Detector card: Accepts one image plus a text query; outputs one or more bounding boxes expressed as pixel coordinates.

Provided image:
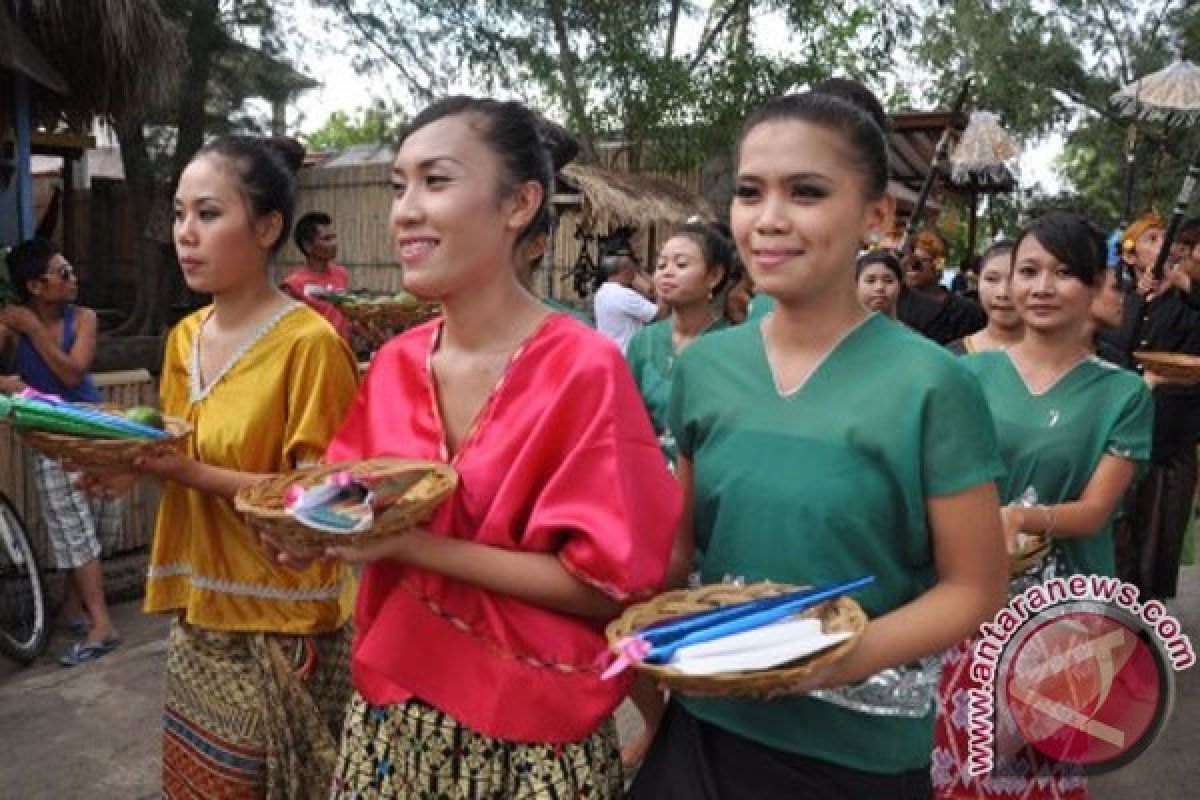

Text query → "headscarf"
[1122,212,1164,256]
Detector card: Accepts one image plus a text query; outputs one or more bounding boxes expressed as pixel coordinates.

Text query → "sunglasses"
[43,263,76,282]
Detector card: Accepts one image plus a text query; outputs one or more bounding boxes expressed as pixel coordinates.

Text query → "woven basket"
[18,404,192,468]
[1133,351,1200,384]
[340,301,440,329]
[234,458,457,549]
[1009,536,1051,576]
[606,582,867,697]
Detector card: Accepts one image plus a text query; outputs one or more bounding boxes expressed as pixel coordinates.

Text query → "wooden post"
[967,190,979,256]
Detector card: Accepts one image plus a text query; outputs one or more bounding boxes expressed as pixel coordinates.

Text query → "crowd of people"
[2,74,1199,800]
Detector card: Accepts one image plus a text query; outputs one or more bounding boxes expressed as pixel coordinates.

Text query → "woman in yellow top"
[85,136,358,799]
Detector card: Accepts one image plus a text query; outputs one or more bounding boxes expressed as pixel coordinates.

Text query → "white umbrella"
[949,111,1020,186]
[1111,60,1200,125]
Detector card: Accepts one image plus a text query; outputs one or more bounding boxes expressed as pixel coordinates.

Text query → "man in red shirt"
[283,211,352,340]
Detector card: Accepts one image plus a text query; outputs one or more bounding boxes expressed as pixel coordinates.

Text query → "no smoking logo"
[999,604,1174,772]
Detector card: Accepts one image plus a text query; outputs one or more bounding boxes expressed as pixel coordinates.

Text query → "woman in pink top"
[275,96,681,798]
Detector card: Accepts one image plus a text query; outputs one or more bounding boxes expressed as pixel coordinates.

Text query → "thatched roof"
[558,164,711,224]
[3,0,186,129]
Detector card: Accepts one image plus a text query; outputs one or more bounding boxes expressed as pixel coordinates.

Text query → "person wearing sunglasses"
[0,237,122,667]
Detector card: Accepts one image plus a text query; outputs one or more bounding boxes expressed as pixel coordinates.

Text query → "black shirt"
[1099,282,1200,461]
[897,287,987,346]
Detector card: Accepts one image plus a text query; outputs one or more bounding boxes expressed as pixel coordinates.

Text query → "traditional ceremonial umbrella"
[948,111,1020,255]
[1110,60,1200,267]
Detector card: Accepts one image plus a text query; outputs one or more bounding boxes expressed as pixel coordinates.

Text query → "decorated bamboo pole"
[1120,124,1138,230]
[899,78,973,258]
[1150,151,1200,279]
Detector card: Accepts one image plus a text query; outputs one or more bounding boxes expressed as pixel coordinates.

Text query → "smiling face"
[389,113,540,300]
[1132,225,1165,273]
[731,119,888,306]
[654,234,721,309]
[1010,235,1095,336]
[856,262,899,316]
[173,155,279,295]
[977,251,1019,330]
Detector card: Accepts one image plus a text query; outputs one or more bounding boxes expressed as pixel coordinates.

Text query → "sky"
[282,3,1067,194]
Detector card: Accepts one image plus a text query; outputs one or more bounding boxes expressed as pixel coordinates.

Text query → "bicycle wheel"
[0,493,49,664]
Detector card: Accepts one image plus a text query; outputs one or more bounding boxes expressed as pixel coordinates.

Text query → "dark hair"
[1179,217,1200,248]
[664,222,734,294]
[5,237,59,302]
[736,91,889,199]
[404,96,576,251]
[266,135,306,174]
[979,239,1015,269]
[294,211,333,255]
[1013,211,1107,287]
[194,135,296,256]
[856,249,902,281]
[812,77,890,134]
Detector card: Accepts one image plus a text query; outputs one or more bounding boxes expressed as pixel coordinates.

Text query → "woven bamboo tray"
[339,300,440,329]
[18,404,191,468]
[1133,351,1200,383]
[235,458,457,549]
[606,582,867,697]
[1009,535,1051,576]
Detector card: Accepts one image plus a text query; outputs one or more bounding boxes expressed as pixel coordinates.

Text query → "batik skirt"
[161,619,353,799]
[331,692,623,799]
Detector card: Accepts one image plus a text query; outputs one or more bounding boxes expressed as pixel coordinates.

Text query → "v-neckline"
[1002,350,1091,398]
[189,301,301,404]
[757,312,875,399]
[426,313,557,464]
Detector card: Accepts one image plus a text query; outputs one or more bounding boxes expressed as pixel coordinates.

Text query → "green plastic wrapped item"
[0,394,165,440]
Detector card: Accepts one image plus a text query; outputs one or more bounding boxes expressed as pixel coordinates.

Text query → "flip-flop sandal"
[59,638,121,667]
[62,616,91,636]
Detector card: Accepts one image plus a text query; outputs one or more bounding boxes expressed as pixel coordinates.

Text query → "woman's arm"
[322,532,624,619]
[1001,454,1136,546]
[665,456,695,589]
[812,481,1008,689]
[130,450,274,501]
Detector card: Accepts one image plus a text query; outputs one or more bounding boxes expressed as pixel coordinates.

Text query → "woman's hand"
[75,469,139,499]
[323,528,425,564]
[258,531,325,571]
[0,374,26,394]
[131,449,196,482]
[999,504,1024,552]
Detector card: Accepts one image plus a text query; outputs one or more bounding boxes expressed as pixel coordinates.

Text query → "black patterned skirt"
[331,692,622,799]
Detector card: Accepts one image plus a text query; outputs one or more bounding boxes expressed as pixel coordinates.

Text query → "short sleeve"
[921,360,1004,497]
[626,328,668,433]
[525,347,681,601]
[282,328,359,468]
[619,287,659,323]
[1106,379,1153,462]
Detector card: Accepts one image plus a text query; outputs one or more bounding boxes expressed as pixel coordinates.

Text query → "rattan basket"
[339,300,440,329]
[1133,351,1200,384]
[234,458,457,549]
[606,582,867,697]
[18,404,192,468]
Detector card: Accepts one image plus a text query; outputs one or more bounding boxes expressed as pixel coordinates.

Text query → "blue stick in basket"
[638,575,874,652]
[602,575,874,680]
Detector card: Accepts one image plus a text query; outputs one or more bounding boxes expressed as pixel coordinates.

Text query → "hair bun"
[264,135,306,174]
[535,115,580,172]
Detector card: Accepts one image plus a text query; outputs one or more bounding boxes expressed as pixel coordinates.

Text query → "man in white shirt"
[593,253,662,353]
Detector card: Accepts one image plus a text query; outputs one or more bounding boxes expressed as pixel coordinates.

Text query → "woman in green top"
[626,222,731,461]
[629,90,1008,799]
[933,212,1152,800]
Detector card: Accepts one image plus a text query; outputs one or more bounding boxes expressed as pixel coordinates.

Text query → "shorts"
[33,454,121,570]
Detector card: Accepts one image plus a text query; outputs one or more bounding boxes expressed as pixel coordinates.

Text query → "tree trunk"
[173,0,222,180]
[545,0,598,163]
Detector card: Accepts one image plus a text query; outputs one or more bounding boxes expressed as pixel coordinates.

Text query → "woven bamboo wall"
[278,161,707,306]
[0,370,159,566]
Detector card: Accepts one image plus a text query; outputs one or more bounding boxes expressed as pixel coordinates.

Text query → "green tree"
[318,0,911,176]
[914,0,1200,231]
[302,106,407,151]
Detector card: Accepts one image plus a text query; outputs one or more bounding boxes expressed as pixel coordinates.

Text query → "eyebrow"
[393,156,465,175]
[735,171,831,182]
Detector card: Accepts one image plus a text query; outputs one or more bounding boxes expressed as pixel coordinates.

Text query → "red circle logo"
[1003,609,1166,767]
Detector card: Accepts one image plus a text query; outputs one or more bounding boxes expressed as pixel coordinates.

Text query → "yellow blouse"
[144,302,358,634]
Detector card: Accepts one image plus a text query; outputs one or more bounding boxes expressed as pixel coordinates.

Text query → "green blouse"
[963,351,1153,577]
[667,313,1004,774]
[626,317,727,461]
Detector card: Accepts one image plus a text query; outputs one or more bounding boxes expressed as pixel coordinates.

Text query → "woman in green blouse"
[629,89,1008,799]
[626,222,732,461]
[933,212,1152,800]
